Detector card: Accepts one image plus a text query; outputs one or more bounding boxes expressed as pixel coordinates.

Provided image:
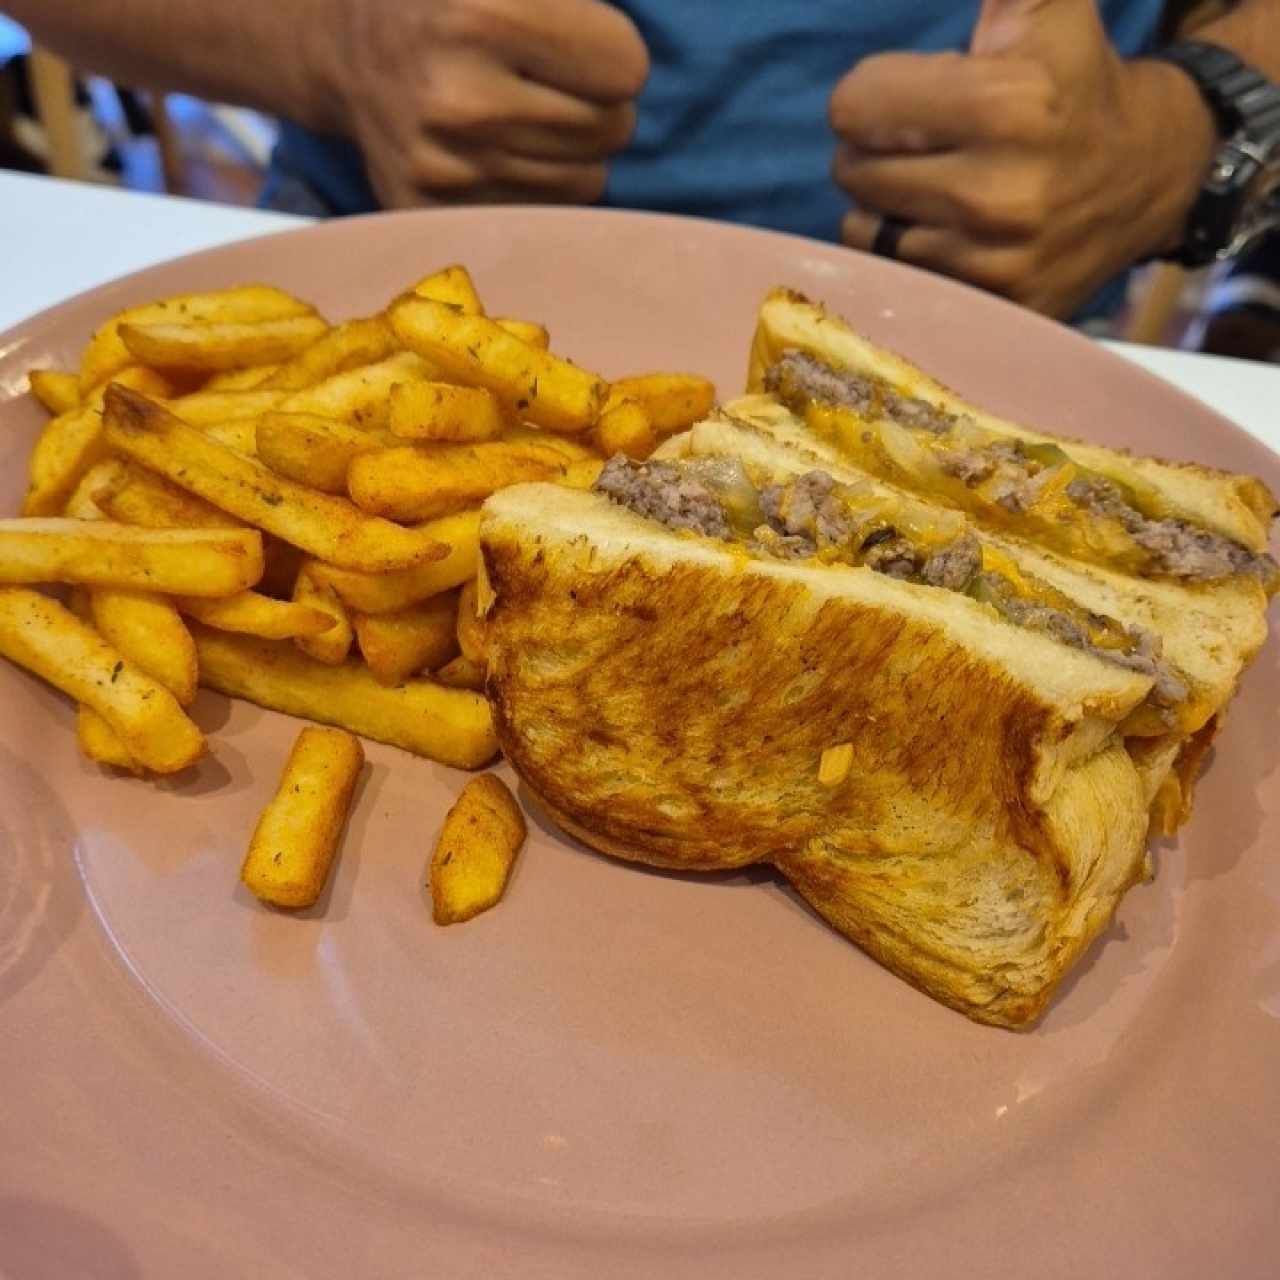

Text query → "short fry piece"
[79,285,314,393]
[390,298,607,433]
[175,591,335,640]
[260,316,398,391]
[353,592,458,686]
[610,373,717,437]
[348,440,567,521]
[194,627,498,768]
[0,588,204,773]
[78,705,143,773]
[279,352,432,428]
[103,386,446,572]
[433,654,485,691]
[0,518,264,596]
[293,563,354,665]
[493,318,549,350]
[256,412,394,493]
[410,265,484,314]
[241,727,364,909]
[90,587,199,705]
[818,742,854,787]
[593,395,657,460]
[455,578,487,664]
[23,404,109,517]
[29,369,80,415]
[119,314,329,371]
[429,774,525,925]
[316,509,481,614]
[388,381,506,443]
[62,459,125,521]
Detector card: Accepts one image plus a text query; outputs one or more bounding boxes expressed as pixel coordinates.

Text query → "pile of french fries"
[6,264,715,916]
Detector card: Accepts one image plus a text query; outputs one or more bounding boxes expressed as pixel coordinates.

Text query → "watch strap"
[1151,41,1280,142]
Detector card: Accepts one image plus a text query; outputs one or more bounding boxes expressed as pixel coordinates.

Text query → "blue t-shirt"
[271,0,1164,246]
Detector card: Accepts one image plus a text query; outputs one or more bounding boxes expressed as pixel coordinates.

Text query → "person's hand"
[308,0,649,208]
[829,0,1218,317]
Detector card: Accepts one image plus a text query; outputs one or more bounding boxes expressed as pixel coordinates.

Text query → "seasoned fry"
[455,578,487,664]
[255,412,395,493]
[0,588,204,773]
[202,363,282,391]
[241,726,364,909]
[22,368,171,518]
[103,386,447,572]
[388,381,506,443]
[410,264,484,314]
[433,654,486,691]
[62,459,124,520]
[556,459,606,490]
[78,705,143,773]
[315,510,481,613]
[260,316,398,391]
[279,352,432,429]
[390,297,607,433]
[197,417,261,456]
[429,774,526,924]
[176,591,336,640]
[119,314,329,372]
[493,318,549,350]
[161,389,284,426]
[94,460,247,530]
[610,373,716,436]
[353,591,459,686]
[293,563,353,665]
[80,285,314,393]
[500,425,598,463]
[90,587,199,705]
[593,395,657,460]
[29,369,80,415]
[193,626,498,768]
[348,439,567,521]
[0,518,264,596]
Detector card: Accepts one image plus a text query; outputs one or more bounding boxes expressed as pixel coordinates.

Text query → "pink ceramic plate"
[1,209,1277,1279]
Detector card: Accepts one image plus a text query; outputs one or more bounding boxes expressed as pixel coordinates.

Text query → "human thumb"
[970,0,1099,60]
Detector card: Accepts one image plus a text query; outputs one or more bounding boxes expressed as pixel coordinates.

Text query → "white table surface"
[2,171,1278,454]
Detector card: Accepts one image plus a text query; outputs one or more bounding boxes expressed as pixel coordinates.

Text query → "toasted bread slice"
[481,482,1153,1027]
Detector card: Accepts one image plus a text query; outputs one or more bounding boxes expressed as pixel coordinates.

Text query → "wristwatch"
[1149,41,1280,267]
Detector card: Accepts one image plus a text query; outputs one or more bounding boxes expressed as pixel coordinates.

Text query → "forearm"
[6,0,333,130]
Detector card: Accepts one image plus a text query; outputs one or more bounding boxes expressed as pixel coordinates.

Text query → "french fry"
[29,369,80,415]
[94,460,247,530]
[90,587,199,705]
[433,654,486,691]
[388,381,506,443]
[556,458,606,490]
[348,439,567,521]
[255,412,395,494]
[198,417,260,456]
[455,578,487,664]
[103,386,447,572]
[176,591,336,640]
[62,459,125,521]
[241,726,364,909]
[22,368,171,518]
[0,518,264,596]
[493,318,549,350]
[315,510,481,614]
[193,626,498,769]
[202,364,282,391]
[389,298,607,433]
[161,389,284,426]
[353,591,459,686]
[410,264,484,314]
[279,352,432,429]
[293,563,353,665]
[260,316,398,391]
[501,425,598,463]
[78,706,143,773]
[79,285,315,393]
[119,314,329,372]
[593,395,657,460]
[0,588,204,773]
[429,774,526,925]
[610,373,716,437]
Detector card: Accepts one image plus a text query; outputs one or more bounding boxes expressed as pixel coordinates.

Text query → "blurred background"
[2,14,1276,362]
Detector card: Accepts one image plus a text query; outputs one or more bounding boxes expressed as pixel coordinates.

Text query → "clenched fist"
[309,0,650,207]
[829,0,1217,317]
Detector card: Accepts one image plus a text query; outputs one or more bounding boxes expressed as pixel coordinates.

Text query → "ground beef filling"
[765,350,1277,584]
[594,457,1186,705]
